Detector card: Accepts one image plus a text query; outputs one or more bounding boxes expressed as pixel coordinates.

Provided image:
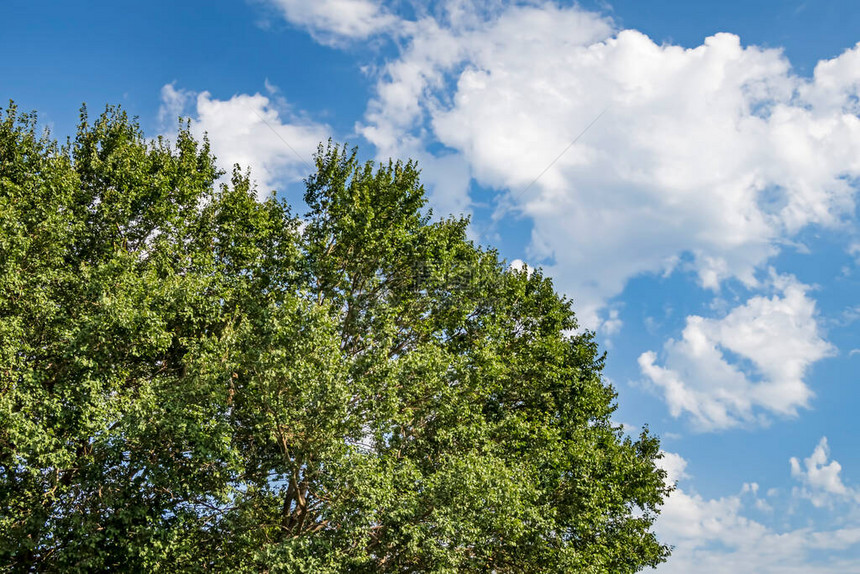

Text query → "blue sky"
[4,1,860,571]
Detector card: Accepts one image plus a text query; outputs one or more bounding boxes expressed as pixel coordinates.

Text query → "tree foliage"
[0,103,671,572]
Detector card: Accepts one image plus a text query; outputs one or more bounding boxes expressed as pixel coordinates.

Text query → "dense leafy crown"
[0,103,671,572]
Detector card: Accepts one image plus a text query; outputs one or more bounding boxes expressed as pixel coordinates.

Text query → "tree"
[0,102,671,573]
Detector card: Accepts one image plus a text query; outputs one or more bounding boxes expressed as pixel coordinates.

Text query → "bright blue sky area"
[4,1,860,571]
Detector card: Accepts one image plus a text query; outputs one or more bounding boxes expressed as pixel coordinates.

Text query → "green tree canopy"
[0,103,671,572]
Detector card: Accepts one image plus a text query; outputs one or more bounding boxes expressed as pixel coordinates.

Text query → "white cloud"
[800,41,860,114]
[600,308,623,337]
[359,3,860,325]
[639,274,834,430]
[260,0,397,44]
[158,83,195,128]
[658,450,690,485]
[791,437,860,507]
[656,487,860,573]
[158,84,329,196]
[654,451,860,574]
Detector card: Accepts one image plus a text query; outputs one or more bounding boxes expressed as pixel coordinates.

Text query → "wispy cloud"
[655,449,860,573]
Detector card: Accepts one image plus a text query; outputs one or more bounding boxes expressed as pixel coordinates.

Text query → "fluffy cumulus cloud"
[654,450,860,574]
[638,274,834,430]
[357,2,860,327]
[791,437,860,508]
[159,83,329,195]
[259,0,396,44]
